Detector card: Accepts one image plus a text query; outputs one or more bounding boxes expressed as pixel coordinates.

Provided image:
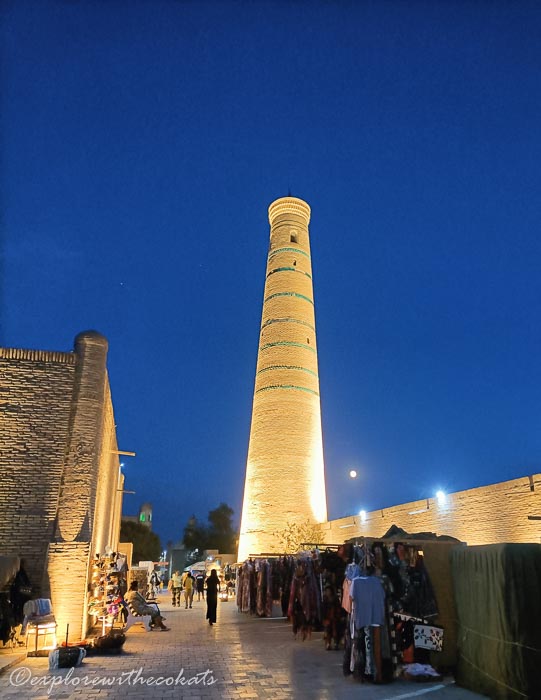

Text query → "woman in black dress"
[206,569,219,625]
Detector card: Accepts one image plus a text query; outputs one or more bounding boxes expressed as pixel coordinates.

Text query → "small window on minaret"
[293,260,296,266]
[290,234,298,243]
[307,338,310,344]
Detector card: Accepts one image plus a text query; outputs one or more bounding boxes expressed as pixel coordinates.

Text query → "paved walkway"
[0,592,485,699]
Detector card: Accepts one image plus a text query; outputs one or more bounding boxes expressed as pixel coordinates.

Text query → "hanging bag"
[413,624,444,652]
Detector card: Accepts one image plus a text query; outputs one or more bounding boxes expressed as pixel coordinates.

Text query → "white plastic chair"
[122,601,152,632]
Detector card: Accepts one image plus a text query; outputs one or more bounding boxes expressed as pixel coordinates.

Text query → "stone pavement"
[0,592,486,699]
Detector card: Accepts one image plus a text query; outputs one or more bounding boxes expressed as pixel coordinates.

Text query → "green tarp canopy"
[451,543,541,699]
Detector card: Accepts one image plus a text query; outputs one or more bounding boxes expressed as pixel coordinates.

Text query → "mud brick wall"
[0,347,75,590]
[0,332,123,640]
[92,378,123,558]
[239,197,327,561]
[325,473,541,547]
[47,542,91,642]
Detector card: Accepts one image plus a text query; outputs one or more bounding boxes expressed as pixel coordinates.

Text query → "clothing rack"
[348,537,464,547]
[394,611,433,623]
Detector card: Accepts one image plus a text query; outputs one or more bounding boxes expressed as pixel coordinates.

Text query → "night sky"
[2,1,541,547]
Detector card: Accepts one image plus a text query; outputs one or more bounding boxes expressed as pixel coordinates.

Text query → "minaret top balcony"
[268,196,311,227]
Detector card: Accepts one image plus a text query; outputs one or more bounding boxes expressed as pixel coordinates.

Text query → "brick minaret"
[238,197,327,561]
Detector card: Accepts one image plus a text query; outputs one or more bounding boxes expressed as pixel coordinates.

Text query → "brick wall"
[93,378,121,557]
[0,332,123,641]
[324,473,541,545]
[47,542,91,643]
[239,197,327,561]
[0,348,75,589]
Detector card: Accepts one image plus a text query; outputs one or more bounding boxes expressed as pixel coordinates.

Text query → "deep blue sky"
[2,1,541,547]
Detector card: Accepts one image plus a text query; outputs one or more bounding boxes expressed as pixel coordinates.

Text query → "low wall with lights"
[324,473,541,545]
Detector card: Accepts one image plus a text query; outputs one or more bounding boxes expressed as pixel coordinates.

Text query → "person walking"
[169,570,182,607]
[148,570,160,599]
[206,569,220,626]
[195,572,205,601]
[183,572,194,608]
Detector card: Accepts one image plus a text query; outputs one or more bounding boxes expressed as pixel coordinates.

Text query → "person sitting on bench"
[124,581,170,631]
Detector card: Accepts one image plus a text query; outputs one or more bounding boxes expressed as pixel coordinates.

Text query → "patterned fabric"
[256,563,266,616]
[413,624,444,652]
[364,627,374,676]
[287,561,320,638]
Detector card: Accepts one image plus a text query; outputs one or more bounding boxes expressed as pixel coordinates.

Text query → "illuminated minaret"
[238,196,327,561]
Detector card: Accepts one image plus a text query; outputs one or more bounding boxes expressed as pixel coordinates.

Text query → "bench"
[121,600,152,632]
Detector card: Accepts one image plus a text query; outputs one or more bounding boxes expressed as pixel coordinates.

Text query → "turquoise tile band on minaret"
[238,196,328,562]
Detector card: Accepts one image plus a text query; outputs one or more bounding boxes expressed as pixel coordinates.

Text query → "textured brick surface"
[325,473,541,545]
[239,198,327,561]
[46,542,91,642]
[0,349,75,590]
[0,333,122,641]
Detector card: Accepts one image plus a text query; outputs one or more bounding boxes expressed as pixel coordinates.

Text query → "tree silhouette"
[181,504,237,558]
[183,515,208,564]
[207,503,236,553]
[120,520,161,564]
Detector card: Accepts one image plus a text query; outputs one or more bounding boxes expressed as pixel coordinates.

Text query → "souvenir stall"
[87,552,127,636]
[236,549,332,640]
[341,530,462,684]
[236,532,461,686]
[222,564,236,598]
[237,555,306,619]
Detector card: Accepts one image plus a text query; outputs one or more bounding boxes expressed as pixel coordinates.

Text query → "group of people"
[168,569,221,625]
[123,568,222,630]
[168,570,201,608]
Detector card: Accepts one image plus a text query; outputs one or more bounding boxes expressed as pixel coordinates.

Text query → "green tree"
[207,503,236,553]
[183,515,208,564]
[120,520,162,564]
